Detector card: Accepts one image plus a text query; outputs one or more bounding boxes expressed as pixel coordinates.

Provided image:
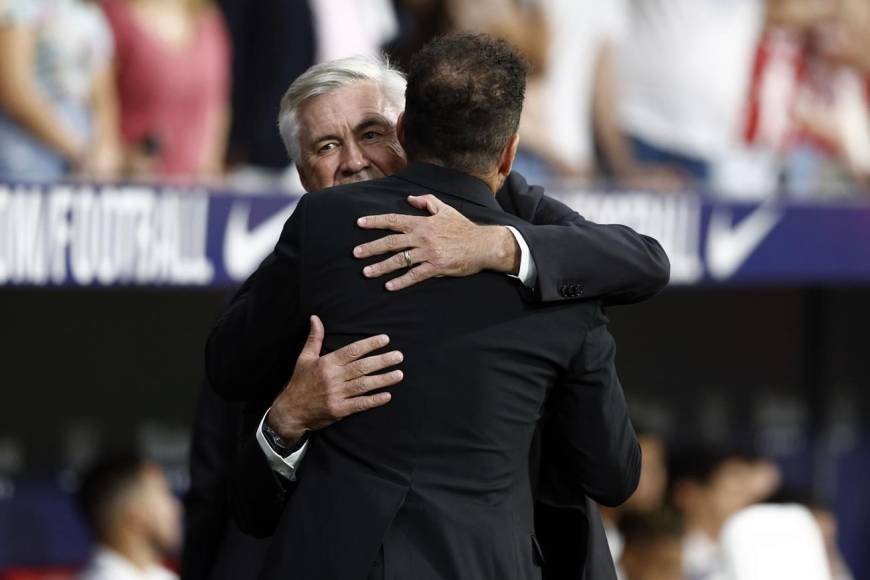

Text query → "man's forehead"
[298,81,398,132]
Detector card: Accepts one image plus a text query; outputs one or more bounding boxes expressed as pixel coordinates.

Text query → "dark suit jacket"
[494,172,668,306]
[211,163,641,580]
[181,381,271,580]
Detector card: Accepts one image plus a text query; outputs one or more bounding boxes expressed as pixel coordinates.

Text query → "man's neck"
[412,158,503,196]
[104,531,161,571]
[684,512,724,542]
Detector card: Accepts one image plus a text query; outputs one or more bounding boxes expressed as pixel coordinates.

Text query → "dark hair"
[667,446,746,487]
[76,453,148,540]
[620,509,684,546]
[403,32,529,175]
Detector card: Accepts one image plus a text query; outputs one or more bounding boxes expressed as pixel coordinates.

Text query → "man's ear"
[296,162,313,193]
[396,112,406,149]
[498,133,520,177]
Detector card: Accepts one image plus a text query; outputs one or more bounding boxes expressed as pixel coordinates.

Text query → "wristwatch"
[261,421,309,458]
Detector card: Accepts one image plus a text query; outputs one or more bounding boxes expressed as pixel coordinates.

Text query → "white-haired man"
[203,54,668,579]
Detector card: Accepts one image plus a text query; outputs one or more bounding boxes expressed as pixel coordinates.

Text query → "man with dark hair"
[220,33,640,580]
[401,33,529,174]
[76,454,182,580]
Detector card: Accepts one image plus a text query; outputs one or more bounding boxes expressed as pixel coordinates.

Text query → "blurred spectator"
[619,509,684,580]
[720,504,834,580]
[668,448,781,580]
[76,454,182,580]
[101,0,230,181]
[619,0,768,189]
[311,0,396,63]
[768,489,855,580]
[741,0,870,198]
[601,429,669,573]
[387,1,452,72]
[0,0,120,181]
[217,0,316,190]
[447,0,685,189]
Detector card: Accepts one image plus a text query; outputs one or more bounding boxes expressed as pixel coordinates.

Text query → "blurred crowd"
[595,428,854,580]
[65,426,856,580]
[1,0,869,198]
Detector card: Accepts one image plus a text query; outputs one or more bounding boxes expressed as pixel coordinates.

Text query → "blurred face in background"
[674,457,780,537]
[674,459,745,535]
[625,434,668,513]
[128,464,182,556]
[295,81,406,191]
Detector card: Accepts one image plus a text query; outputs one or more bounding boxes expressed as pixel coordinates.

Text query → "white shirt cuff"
[505,226,538,288]
[255,408,308,481]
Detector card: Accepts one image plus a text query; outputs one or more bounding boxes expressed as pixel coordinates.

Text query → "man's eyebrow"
[311,132,341,146]
[354,116,392,132]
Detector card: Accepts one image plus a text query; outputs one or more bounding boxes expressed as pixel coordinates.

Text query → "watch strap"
[262,421,309,458]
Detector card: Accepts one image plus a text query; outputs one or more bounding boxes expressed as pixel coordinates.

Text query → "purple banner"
[1,182,869,287]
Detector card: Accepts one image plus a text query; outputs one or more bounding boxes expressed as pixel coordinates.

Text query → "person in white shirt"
[76,454,182,580]
[668,448,781,580]
[619,0,769,185]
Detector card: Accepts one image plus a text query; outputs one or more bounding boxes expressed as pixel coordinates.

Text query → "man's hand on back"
[267,315,404,443]
[354,194,520,291]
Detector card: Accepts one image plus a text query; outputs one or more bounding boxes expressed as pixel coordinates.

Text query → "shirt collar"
[393,162,502,211]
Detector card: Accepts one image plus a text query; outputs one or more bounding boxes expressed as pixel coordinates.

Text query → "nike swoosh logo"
[224,200,298,281]
[706,198,782,280]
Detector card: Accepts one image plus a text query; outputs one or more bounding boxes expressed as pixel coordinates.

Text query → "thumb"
[407,194,442,215]
[301,315,325,357]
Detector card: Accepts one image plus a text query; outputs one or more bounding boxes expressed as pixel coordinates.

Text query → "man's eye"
[319,143,337,153]
[362,131,380,140]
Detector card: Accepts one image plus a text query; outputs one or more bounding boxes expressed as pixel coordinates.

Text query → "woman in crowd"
[0,0,120,181]
[101,0,230,181]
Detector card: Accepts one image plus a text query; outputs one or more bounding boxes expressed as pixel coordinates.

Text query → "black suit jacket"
[181,381,271,580]
[494,172,668,306]
[212,163,641,580]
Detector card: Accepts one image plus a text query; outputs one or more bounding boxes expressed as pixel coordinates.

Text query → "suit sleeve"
[180,382,240,579]
[545,320,641,507]
[205,195,310,402]
[227,400,296,537]
[505,177,670,306]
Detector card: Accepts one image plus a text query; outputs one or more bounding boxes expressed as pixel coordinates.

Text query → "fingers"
[363,249,421,279]
[353,233,412,259]
[300,315,325,358]
[344,369,404,397]
[357,213,419,233]
[343,391,393,416]
[406,194,442,215]
[343,349,403,380]
[385,262,438,291]
[329,333,390,365]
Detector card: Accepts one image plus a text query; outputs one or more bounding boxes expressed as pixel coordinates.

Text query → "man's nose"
[339,141,369,174]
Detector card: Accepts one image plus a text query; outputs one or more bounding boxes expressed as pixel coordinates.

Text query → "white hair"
[277,55,407,161]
